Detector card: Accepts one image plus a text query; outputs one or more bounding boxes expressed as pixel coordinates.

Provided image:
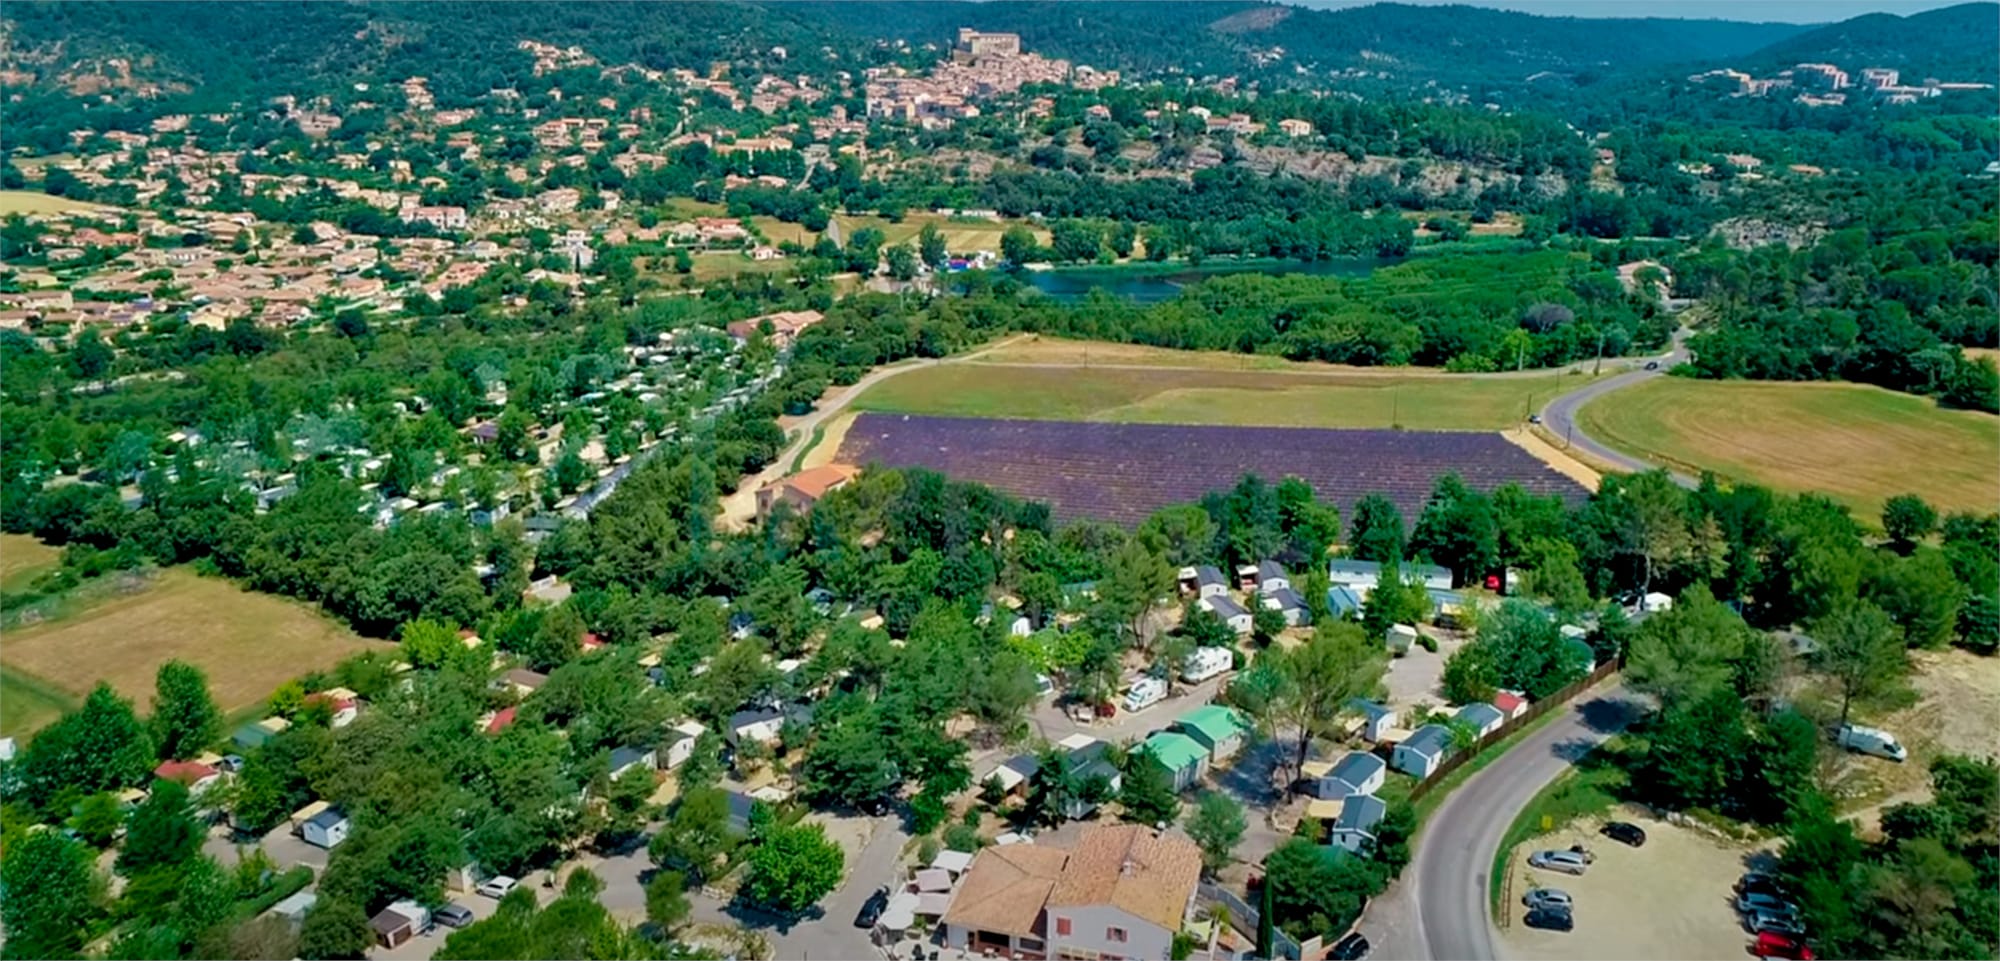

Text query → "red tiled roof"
[486,706,519,733]
[154,759,218,783]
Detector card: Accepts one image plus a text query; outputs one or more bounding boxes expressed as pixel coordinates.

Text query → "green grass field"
[0,670,78,739]
[0,566,388,736]
[852,344,1595,432]
[1577,377,2000,516]
[0,533,62,593]
[0,190,104,216]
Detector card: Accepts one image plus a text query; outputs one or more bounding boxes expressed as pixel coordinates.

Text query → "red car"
[1753,931,1814,960]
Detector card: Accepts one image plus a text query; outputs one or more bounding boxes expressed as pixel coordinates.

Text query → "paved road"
[1538,331,1697,488]
[1363,683,1645,961]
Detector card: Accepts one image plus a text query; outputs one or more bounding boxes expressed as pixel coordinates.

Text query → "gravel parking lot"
[1498,810,1764,961]
[1381,631,1466,710]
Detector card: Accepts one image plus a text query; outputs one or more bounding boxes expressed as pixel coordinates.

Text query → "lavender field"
[841,414,1591,526]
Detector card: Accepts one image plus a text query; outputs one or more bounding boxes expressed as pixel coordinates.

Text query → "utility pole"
[1566,420,1576,448]
[1592,328,1606,377]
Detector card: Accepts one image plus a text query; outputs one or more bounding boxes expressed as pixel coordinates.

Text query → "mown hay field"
[1577,377,1999,516]
[0,566,388,735]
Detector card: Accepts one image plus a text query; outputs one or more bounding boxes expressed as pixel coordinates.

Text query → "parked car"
[1527,413,1543,425]
[1836,723,1907,762]
[1737,871,1784,896]
[1329,932,1370,959]
[435,904,475,929]
[1522,888,1573,912]
[1752,911,1807,938]
[1752,931,1816,960]
[1524,906,1574,932]
[1528,849,1590,875]
[854,887,889,929]
[1601,821,1647,847]
[476,876,518,899]
[1736,892,1797,916]
[857,795,893,817]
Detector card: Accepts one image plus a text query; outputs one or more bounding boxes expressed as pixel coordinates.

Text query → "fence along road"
[1409,680,1645,961]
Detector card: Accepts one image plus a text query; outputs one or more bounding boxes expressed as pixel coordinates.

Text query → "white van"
[1181,647,1233,684]
[1123,677,1167,713]
[1837,723,1908,762]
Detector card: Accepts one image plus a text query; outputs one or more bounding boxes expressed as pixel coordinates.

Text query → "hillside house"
[1329,559,1454,592]
[1262,586,1311,626]
[941,825,1201,961]
[1173,705,1251,762]
[727,708,787,747]
[755,463,859,518]
[1198,593,1253,635]
[1254,560,1290,593]
[1327,794,1388,855]
[152,759,223,796]
[1061,734,1122,819]
[1392,724,1454,779]
[1178,565,1227,599]
[725,308,824,348]
[300,806,350,849]
[1455,702,1506,739]
[662,719,707,769]
[1348,699,1399,742]
[1308,751,1386,800]
[1142,731,1209,792]
[609,745,656,779]
[369,901,431,949]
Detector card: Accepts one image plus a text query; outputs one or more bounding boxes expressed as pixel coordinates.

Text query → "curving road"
[1538,330,1697,489]
[1366,683,1645,961]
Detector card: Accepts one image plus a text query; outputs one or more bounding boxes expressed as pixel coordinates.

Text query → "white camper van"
[1123,677,1167,713]
[1181,647,1233,684]
[1837,724,1907,762]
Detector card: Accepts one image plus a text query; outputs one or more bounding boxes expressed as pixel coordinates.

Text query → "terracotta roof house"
[940,842,1070,957]
[755,463,859,518]
[724,309,824,348]
[942,825,1201,960]
[153,759,223,794]
[1046,825,1203,960]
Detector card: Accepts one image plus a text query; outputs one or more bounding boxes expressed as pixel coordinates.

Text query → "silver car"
[1528,849,1590,875]
[1736,892,1797,915]
[1522,887,1573,912]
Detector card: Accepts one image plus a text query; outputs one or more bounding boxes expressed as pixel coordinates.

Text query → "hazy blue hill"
[1742,2,2000,79]
[1245,2,1808,80]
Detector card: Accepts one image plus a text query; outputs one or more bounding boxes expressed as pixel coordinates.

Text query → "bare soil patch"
[1498,810,1762,961]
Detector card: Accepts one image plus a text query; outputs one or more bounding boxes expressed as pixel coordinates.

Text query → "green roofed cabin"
[1143,731,1210,792]
[1173,705,1252,762]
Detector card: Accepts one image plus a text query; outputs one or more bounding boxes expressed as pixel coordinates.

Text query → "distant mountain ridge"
[0,0,1986,110]
[1744,2,1999,79]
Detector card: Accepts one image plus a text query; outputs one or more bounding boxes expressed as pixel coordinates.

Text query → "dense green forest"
[1675,175,1999,411]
